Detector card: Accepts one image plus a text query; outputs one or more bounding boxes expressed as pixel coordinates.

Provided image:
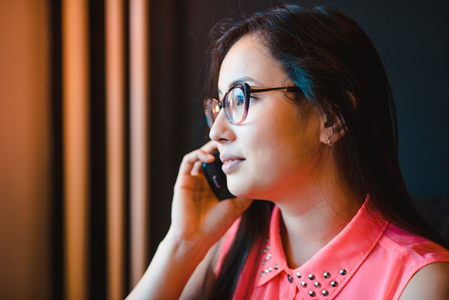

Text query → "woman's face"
[210,34,325,202]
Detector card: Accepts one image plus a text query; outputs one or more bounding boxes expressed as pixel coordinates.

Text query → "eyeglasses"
[204,83,301,128]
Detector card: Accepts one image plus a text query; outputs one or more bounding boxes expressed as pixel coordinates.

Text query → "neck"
[275,172,361,268]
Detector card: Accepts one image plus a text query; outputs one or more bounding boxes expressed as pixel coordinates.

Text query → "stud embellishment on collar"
[298,268,344,297]
[259,239,280,277]
[258,237,346,298]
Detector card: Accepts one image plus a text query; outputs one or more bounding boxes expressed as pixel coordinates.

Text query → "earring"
[327,135,333,146]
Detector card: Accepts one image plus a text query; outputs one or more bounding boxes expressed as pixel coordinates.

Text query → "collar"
[255,197,388,298]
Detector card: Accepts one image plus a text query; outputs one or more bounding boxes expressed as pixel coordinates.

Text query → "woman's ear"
[319,113,345,146]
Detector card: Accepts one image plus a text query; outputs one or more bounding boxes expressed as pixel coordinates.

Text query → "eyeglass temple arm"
[250,86,302,93]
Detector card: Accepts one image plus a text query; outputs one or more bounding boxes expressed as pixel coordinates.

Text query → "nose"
[209,109,235,143]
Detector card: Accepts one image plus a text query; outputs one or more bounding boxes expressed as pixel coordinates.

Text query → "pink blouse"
[217,201,449,299]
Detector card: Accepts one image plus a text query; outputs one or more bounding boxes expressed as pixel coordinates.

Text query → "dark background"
[148,0,449,256]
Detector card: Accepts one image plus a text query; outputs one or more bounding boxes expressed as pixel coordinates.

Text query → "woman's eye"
[249,95,259,103]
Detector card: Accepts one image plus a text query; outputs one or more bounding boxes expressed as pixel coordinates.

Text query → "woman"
[127,4,449,299]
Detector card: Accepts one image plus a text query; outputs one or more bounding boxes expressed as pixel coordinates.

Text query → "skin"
[211,34,360,267]
[400,262,449,299]
[126,34,449,300]
[126,141,253,300]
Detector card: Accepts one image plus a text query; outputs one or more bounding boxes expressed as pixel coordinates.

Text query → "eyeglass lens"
[205,85,247,128]
[226,87,246,124]
[204,99,220,128]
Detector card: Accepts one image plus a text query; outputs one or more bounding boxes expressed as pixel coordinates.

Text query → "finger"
[178,149,215,176]
[200,140,219,154]
[190,160,204,176]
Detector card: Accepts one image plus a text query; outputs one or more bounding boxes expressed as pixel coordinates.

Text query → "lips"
[220,153,245,174]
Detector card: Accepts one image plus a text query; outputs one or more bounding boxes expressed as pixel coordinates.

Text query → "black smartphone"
[202,151,236,201]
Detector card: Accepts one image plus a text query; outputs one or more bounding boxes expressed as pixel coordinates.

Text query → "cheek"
[250,117,320,176]
[229,104,322,197]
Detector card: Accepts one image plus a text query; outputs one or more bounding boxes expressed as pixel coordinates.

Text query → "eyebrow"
[218,76,263,95]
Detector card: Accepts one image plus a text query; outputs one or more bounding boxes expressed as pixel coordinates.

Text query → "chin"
[227,183,260,200]
[227,182,248,198]
[227,173,274,199]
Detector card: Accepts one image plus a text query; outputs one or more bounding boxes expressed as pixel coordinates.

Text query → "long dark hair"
[206,4,447,300]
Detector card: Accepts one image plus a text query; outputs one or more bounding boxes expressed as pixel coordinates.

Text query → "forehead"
[218,34,288,94]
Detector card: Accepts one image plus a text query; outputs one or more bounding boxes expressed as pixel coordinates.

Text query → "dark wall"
[339,1,449,196]
[148,0,449,255]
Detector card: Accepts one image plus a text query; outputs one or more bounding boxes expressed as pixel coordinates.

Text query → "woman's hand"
[126,141,252,300]
[169,141,252,248]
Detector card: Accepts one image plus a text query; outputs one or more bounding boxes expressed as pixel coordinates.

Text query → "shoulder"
[214,217,241,273]
[379,224,449,262]
[377,225,449,298]
[181,219,242,299]
[180,237,225,299]
[400,262,449,300]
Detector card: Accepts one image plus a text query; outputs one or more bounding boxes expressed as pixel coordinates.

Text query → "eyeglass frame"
[204,82,301,128]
